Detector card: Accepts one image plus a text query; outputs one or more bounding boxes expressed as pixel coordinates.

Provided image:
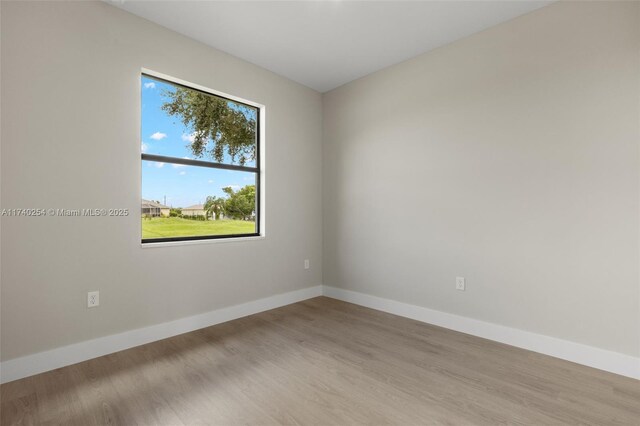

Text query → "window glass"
[141,74,260,242]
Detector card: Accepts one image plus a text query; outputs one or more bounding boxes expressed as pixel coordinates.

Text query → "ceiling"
[113,1,552,93]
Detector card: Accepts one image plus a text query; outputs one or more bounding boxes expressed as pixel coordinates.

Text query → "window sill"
[140,235,265,249]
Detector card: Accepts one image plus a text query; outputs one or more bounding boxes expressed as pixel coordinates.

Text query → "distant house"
[182,204,207,218]
[141,199,170,217]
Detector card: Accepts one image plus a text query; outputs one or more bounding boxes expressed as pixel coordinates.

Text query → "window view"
[141,74,260,242]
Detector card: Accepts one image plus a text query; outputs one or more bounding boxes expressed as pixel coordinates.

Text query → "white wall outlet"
[456,277,466,291]
[88,291,99,308]
[304,259,310,270]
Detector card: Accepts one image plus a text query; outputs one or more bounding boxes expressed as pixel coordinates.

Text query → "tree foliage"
[222,185,256,221]
[161,88,256,165]
[203,196,225,220]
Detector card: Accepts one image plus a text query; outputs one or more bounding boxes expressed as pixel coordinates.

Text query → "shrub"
[183,215,206,221]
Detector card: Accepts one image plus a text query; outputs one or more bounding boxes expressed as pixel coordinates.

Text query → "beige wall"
[1,1,322,360]
[323,1,640,356]
[181,209,206,217]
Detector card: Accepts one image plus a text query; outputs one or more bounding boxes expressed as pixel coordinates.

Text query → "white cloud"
[181,133,195,143]
[153,162,165,168]
[141,142,148,153]
[143,82,156,89]
[150,132,167,140]
[179,171,187,176]
[207,180,214,184]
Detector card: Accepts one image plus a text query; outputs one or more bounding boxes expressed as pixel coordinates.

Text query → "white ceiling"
[114,1,552,93]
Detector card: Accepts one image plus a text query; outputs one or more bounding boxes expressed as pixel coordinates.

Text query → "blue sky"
[141,76,257,208]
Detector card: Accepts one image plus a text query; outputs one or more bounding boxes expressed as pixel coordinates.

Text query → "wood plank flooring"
[1,297,639,425]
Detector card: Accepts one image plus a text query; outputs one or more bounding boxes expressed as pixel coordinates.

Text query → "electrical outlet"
[304,259,310,270]
[88,291,99,308]
[456,277,466,291]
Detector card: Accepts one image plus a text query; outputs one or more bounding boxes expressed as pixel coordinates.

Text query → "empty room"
[1,0,639,424]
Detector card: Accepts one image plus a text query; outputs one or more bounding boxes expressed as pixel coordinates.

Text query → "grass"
[142,217,256,239]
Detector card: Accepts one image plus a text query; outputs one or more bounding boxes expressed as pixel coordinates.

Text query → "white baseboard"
[0,285,323,384]
[3,284,638,384]
[322,286,640,380]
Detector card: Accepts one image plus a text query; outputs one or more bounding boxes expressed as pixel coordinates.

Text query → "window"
[141,73,261,243]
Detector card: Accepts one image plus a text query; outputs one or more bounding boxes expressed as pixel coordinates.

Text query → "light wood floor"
[1,297,639,425]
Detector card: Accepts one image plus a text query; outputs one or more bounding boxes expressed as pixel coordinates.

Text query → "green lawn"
[142,217,256,239]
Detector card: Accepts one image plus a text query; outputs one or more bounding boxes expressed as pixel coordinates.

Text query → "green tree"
[204,196,225,220]
[222,185,256,221]
[161,88,256,165]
